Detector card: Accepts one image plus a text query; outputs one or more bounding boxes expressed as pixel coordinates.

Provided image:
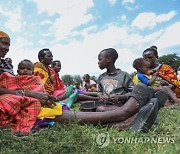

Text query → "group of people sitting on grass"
[0,30,179,136]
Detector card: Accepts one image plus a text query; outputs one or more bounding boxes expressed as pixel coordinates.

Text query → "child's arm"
[24,90,56,107]
[0,88,56,107]
[97,93,109,101]
[0,87,19,95]
[137,73,157,86]
[148,72,158,86]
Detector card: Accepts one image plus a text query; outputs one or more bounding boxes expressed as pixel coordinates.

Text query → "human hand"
[107,94,118,103]
[147,70,156,75]
[98,94,109,101]
[152,72,158,78]
[30,91,56,107]
[41,95,56,108]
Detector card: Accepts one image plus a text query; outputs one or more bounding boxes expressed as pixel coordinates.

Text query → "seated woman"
[133,57,180,104]
[142,46,180,105]
[0,59,84,134]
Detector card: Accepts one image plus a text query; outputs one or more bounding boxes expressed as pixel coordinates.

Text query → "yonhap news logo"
[96,133,175,148]
[96,133,110,148]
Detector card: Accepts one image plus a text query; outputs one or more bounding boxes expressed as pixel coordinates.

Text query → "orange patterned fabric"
[157,64,180,98]
[157,64,180,89]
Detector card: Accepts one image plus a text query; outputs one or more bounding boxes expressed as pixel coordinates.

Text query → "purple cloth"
[62,104,70,110]
[77,89,86,95]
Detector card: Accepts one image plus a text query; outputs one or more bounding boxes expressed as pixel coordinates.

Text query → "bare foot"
[164,103,175,109]
[105,114,137,131]
[174,99,180,105]
[164,99,173,108]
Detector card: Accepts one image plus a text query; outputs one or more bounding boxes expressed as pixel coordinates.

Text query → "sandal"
[130,97,158,133]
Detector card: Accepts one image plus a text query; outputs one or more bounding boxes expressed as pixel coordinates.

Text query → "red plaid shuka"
[0,72,45,134]
[51,70,66,97]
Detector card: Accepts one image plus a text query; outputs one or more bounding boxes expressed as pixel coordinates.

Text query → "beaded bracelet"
[16,90,25,96]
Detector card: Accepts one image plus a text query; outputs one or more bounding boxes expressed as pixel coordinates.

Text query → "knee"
[122,98,139,116]
[160,86,168,93]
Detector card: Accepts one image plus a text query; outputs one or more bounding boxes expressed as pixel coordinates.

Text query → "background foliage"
[157,53,180,71]
[61,74,97,86]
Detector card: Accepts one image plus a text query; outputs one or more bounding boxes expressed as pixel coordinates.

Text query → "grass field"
[0,104,180,154]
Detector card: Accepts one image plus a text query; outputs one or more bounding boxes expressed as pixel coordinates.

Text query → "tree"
[61,74,74,86]
[91,75,98,83]
[157,53,180,71]
[61,74,98,86]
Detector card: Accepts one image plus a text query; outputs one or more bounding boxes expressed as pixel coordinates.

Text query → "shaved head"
[100,48,118,62]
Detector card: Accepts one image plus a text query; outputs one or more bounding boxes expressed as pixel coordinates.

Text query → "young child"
[74,81,82,90]
[95,48,134,111]
[50,59,99,102]
[17,59,72,109]
[17,59,36,75]
[51,60,67,97]
[51,60,61,73]
[18,59,74,106]
[133,57,180,104]
[82,74,97,92]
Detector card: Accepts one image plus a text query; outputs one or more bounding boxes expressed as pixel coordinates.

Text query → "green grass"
[0,104,180,154]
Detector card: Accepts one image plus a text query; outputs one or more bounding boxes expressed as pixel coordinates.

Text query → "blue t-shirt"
[137,73,150,86]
